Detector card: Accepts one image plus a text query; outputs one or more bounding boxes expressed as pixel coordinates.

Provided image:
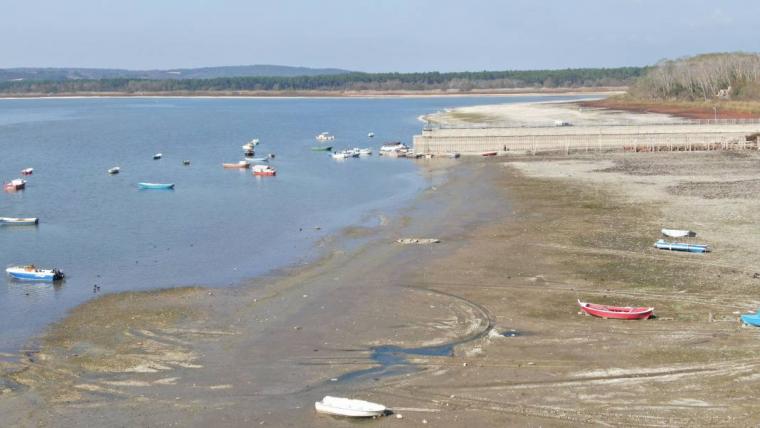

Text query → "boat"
[20,168,34,175]
[223,160,251,169]
[446,152,461,159]
[252,164,276,176]
[368,132,375,138]
[249,157,269,163]
[183,160,191,166]
[314,396,386,418]
[107,167,120,175]
[332,152,349,160]
[6,265,64,281]
[4,179,26,191]
[379,142,407,154]
[661,228,695,238]
[0,217,39,226]
[268,153,276,159]
[316,132,335,142]
[654,239,710,253]
[244,150,255,157]
[359,148,372,156]
[242,139,259,151]
[578,300,653,320]
[153,153,163,160]
[349,148,361,157]
[311,146,333,151]
[138,182,175,190]
[242,143,255,151]
[480,151,498,157]
[741,312,760,327]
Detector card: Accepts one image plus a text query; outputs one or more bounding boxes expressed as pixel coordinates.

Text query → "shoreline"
[0,88,625,100]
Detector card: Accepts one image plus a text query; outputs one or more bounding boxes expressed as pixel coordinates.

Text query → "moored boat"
[20,168,34,175]
[316,132,335,141]
[331,152,349,160]
[578,300,653,320]
[107,167,121,175]
[138,182,175,190]
[183,160,191,166]
[359,148,372,156]
[654,239,709,253]
[379,141,407,154]
[480,151,498,157]
[242,143,256,151]
[4,179,26,191]
[249,157,269,162]
[661,228,695,238]
[153,153,163,160]
[368,132,375,138]
[252,164,276,176]
[314,396,386,418]
[6,265,64,281]
[311,146,333,151]
[223,160,251,169]
[446,152,461,159]
[0,217,39,226]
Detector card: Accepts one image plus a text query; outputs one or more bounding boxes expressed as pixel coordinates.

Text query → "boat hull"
[578,300,653,320]
[223,163,250,169]
[6,267,64,282]
[0,217,39,226]
[253,171,276,176]
[654,239,709,253]
[311,146,333,151]
[314,396,385,418]
[481,151,498,157]
[138,183,175,190]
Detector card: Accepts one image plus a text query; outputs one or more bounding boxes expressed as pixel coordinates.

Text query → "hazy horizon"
[1,0,758,72]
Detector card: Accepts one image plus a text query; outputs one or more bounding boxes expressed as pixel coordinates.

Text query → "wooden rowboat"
[314,396,386,418]
[578,300,653,320]
[480,151,498,157]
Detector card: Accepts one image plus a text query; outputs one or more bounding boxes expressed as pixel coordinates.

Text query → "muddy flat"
[4,151,760,427]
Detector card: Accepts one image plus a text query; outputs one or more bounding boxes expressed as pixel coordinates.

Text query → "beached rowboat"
[578,300,653,320]
[654,239,709,253]
[661,228,695,238]
[138,182,175,190]
[0,217,39,226]
[314,396,386,418]
[6,265,64,281]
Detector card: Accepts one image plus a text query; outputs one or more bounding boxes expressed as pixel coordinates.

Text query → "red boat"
[480,151,498,157]
[252,164,276,176]
[578,300,653,320]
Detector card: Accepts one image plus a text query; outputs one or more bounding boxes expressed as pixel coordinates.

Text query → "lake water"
[0,95,582,352]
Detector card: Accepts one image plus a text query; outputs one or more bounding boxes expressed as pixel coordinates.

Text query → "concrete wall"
[413,123,760,154]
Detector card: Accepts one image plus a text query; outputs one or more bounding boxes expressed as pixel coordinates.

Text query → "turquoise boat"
[138,182,175,190]
[741,313,760,327]
[654,239,709,253]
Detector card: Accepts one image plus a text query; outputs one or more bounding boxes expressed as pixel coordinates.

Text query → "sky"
[1,0,758,72]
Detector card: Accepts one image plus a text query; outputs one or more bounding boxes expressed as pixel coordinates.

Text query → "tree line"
[628,52,760,101]
[0,67,646,94]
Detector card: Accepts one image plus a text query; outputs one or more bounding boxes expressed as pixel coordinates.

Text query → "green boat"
[311,146,332,151]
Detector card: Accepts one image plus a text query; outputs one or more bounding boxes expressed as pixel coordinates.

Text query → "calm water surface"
[0,95,582,352]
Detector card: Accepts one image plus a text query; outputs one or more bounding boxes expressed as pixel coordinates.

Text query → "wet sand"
[5,150,760,426]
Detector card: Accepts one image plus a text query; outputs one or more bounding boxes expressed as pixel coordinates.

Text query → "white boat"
[316,132,335,142]
[242,143,256,151]
[20,168,34,175]
[379,142,408,154]
[0,217,39,226]
[368,132,375,138]
[661,228,695,238]
[3,179,26,191]
[314,396,386,418]
[6,265,64,281]
[108,167,120,175]
[332,152,349,160]
[359,148,372,156]
[153,153,163,160]
[446,152,460,159]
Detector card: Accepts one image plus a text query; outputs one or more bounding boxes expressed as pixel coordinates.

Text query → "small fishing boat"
[332,152,349,160]
[741,312,760,327]
[314,396,386,418]
[20,168,34,175]
[223,160,251,169]
[661,228,695,238]
[248,157,269,163]
[108,167,121,175]
[6,265,64,281]
[0,217,39,226]
[379,142,407,154]
[311,146,333,151]
[153,153,163,160]
[578,300,653,320]
[359,148,372,156]
[4,179,26,191]
[183,160,191,166]
[480,151,498,157]
[368,132,375,138]
[138,182,175,190]
[316,132,335,142]
[654,239,709,253]
[242,143,255,151]
[252,164,276,176]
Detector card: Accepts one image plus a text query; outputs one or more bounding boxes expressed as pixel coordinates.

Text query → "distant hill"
[0,65,353,82]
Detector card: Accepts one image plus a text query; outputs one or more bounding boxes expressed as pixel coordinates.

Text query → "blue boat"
[741,313,760,327]
[6,265,64,281]
[654,239,710,253]
[138,182,175,190]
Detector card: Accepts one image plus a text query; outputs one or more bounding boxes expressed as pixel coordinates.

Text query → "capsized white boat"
[314,396,386,418]
[0,217,39,226]
[661,228,695,238]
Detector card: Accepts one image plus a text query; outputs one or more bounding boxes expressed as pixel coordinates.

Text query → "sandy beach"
[4,102,760,426]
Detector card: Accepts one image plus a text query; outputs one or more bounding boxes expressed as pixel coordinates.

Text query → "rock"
[422,419,428,424]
